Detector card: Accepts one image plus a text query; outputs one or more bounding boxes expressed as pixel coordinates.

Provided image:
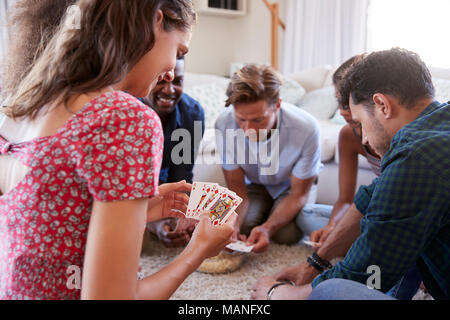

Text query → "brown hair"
[225,64,283,108]
[338,48,435,111]
[4,0,196,120]
[0,0,77,97]
[332,54,366,85]
[332,54,367,109]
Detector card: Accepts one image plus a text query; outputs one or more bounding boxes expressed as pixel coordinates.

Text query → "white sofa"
[185,66,450,206]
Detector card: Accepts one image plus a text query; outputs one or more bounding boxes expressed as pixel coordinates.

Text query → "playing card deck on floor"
[186,182,242,226]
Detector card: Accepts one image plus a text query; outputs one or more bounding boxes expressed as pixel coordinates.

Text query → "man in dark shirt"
[143,57,205,248]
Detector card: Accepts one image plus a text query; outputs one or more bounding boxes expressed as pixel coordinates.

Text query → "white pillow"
[331,108,346,125]
[317,119,344,163]
[184,73,230,90]
[433,77,450,103]
[280,76,306,106]
[297,86,339,121]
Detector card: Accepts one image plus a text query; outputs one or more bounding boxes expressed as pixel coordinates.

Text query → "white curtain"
[0,0,15,65]
[282,0,370,74]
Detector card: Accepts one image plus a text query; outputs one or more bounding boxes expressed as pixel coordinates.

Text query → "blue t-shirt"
[215,102,322,199]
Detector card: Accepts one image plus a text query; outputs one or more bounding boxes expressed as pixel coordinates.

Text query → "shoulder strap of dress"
[0,135,30,165]
[0,135,13,155]
[352,127,362,141]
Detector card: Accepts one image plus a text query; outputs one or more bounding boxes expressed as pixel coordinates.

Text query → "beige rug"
[140,234,432,300]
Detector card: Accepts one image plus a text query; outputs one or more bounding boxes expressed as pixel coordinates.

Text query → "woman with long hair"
[0,0,77,96]
[0,0,235,300]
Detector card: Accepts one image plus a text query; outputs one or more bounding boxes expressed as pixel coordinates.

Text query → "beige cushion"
[433,77,450,103]
[286,65,334,93]
[298,86,339,121]
[280,76,306,106]
[317,120,344,163]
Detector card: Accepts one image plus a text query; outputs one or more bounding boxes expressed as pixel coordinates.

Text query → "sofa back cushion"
[433,77,450,103]
[297,86,339,121]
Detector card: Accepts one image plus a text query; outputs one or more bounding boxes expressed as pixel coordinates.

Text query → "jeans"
[386,266,422,300]
[307,279,396,300]
[296,204,421,300]
[295,203,333,236]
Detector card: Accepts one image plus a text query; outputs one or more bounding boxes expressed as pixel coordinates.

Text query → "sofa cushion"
[317,119,344,163]
[433,77,450,103]
[298,86,339,121]
[280,76,306,106]
[184,81,229,130]
[184,72,230,89]
[331,108,347,125]
[286,66,334,93]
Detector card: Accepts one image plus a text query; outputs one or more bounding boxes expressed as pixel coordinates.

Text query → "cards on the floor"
[226,241,254,253]
[187,182,242,225]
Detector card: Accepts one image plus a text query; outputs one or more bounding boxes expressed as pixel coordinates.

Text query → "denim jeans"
[295,203,333,236]
[386,266,422,300]
[296,204,421,300]
[307,279,396,300]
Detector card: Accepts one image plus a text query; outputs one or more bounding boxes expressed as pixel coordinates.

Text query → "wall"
[186,0,286,77]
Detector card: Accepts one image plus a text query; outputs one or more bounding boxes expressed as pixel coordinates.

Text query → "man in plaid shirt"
[251,48,449,300]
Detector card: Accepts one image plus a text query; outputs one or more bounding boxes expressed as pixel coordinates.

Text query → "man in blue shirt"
[251,48,449,300]
[143,57,205,248]
[215,64,322,252]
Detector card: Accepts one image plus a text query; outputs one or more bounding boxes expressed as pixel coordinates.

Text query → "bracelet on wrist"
[307,256,325,273]
[312,252,333,269]
[267,280,295,300]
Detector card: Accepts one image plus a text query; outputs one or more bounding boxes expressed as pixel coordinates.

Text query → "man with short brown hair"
[215,64,322,252]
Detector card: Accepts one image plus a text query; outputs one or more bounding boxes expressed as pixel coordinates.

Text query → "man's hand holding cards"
[187,182,243,226]
[225,240,254,253]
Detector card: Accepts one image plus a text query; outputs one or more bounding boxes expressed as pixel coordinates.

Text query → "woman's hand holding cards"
[186,211,237,260]
[146,180,192,223]
[186,182,243,226]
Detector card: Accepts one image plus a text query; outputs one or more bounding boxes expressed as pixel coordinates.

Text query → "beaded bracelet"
[307,256,325,273]
[312,252,333,269]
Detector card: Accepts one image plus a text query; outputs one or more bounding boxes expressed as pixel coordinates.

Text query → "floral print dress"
[0,91,163,299]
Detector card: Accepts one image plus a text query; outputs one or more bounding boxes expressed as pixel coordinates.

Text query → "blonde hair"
[4,0,196,120]
[225,64,283,108]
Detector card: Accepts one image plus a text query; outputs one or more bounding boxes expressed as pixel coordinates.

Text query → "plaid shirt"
[312,101,450,299]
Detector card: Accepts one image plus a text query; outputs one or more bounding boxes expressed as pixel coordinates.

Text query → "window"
[367,0,450,69]
[0,1,10,65]
[194,0,246,17]
[208,0,238,10]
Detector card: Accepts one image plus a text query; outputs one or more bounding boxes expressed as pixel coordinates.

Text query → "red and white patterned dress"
[0,91,163,299]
